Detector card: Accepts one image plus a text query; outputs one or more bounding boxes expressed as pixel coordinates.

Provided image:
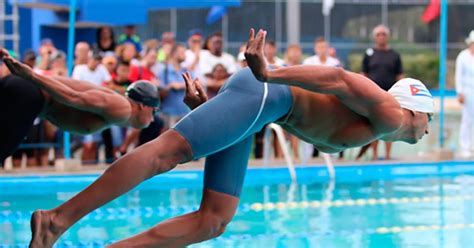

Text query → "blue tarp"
[12,0,240,25]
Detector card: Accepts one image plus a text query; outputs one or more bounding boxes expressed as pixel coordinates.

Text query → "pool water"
[1,161,474,247]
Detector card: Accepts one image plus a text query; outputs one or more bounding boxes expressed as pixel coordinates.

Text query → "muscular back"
[42,99,109,134]
[281,87,379,153]
[38,77,131,134]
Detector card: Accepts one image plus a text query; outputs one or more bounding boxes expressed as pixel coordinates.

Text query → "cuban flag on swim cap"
[410,84,432,98]
[388,78,434,113]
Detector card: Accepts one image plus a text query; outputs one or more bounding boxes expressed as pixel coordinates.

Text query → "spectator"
[284,44,302,66]
[72,52,112,164]
[117,42,140,66]
[206,64,230,99]
[36,39,58,71]
[45,51,68,164]
[199,32,236,76]
[129,47,159,84]
[264,40,285,67]
[159,44,190,127]
[49,51,68,77]
[121,48,163,155]
[237,44,248,69]
[36,38,57,70]
[105,60,131,95]
[182,29,203,73]
[143,39,160,51]
[455,30,474,158]
[158,31,176,63]
[301,38,342,159]
[102,55,117,79]
[283,44,303,162]
[101,60,131,163]
[356,24,404,160]
[303,37,341,67]
[94,26,116,57]
[74,42,90,66]
[118,25,141,52]
[22,50,37,68]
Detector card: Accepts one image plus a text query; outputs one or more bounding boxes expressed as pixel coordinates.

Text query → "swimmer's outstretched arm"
[245,29,403,133]
[0,49,130,122]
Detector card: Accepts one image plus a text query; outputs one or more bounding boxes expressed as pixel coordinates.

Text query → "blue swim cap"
[126,80,160,108]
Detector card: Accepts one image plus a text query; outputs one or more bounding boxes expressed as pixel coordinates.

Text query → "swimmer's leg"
[0,76,43,162]
[107,137,252,247]
[30,68,291,247]
[29,130,192,248]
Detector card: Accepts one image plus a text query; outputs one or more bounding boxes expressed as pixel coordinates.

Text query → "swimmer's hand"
[0,48,34,80]
[182,72,208,110]
[245,28,268,82]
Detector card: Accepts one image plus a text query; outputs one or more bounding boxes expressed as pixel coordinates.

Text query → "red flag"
[422,0,440,23]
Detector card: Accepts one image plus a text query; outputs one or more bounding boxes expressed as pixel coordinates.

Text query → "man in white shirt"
[199,32,236,76]
[182,29,203,74]
[264,40,285,67]
[72,53,111,86]
[301,37,342,160]
[303,37,341,67]
[455,30,474,158]
[72,52,112,163]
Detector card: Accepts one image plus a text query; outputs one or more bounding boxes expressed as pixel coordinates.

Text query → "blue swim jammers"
[173,68,293,197]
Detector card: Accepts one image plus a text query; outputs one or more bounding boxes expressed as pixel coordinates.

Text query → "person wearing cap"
[0,49,159,164]
[357,24,404,160]
[29,29,434,248]
[455,30,474,158]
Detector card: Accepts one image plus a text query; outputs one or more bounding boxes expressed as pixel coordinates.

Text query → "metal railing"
[263,123,336,181]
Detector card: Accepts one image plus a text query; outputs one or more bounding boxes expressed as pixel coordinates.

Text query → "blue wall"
[41,26,96,53]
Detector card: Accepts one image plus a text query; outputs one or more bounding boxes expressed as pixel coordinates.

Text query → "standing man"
[199,32,237,76]
[72,52,112,163]
[303,37,341,67]
[357,24,404,160]
[455,30,474,158]
[264,40,285,67]
[302,37,342,159]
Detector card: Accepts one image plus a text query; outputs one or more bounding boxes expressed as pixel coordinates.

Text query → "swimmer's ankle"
[41,209,68,235]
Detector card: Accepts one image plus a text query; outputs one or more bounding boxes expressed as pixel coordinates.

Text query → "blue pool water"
[1,161,474,247]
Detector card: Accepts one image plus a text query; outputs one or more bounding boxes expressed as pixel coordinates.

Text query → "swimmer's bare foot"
[29,210,65,248]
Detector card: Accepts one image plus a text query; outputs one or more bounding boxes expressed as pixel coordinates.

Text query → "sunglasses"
[427,113,433,123]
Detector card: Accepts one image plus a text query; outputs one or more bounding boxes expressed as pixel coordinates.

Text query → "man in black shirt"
[357,24,404,160]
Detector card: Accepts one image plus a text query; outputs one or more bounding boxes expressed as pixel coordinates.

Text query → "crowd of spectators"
[4,24,408,167]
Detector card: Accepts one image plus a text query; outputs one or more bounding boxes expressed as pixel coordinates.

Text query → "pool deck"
[2,153,471,177]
